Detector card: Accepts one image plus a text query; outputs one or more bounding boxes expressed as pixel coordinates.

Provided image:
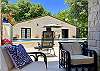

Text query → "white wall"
[13,16,76,39]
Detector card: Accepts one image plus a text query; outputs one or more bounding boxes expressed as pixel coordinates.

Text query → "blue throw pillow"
[6,44,33,69]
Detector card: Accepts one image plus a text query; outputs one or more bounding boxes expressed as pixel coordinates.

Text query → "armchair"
[0,45,47,71]
[59,42,97,71]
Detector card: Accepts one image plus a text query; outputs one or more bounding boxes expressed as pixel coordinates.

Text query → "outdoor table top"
[58,40,85,43]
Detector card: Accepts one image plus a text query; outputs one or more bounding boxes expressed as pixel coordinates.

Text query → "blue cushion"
[6,44,33,69]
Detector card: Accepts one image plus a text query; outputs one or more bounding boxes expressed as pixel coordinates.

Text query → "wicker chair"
[59,42,97,71]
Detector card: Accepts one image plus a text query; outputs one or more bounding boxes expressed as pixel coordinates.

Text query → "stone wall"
[88,0,100,70]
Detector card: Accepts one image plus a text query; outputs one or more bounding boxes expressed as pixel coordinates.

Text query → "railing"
[13,38,87,42]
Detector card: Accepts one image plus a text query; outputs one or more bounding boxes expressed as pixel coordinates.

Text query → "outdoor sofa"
[0,45,47,71]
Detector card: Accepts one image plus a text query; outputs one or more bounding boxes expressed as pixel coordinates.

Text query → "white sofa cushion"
[71,42,82,55]
[0,47,8,71]
[0,46,14,71]
[62,42,82,55]
[71,55,94,65]
[11,61,47,71]
[62,43,72,54]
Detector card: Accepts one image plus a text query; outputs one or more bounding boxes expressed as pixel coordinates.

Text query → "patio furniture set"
[0,41,98,71]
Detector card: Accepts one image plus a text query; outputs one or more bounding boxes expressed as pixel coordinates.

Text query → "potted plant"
[2,38,13,45]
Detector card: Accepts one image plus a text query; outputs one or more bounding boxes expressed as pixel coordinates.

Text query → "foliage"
[1,0,51,22]
[29,4,51,18]
[1,0,8,14]
[1,0,8,3]
[56,0,88,38]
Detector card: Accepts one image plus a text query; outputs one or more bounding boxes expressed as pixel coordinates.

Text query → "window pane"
[21,28,31,39]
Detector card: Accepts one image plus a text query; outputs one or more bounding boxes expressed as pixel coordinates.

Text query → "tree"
[56,0,88,38]
[1,0,9,14]
[29,4,44,17]
[1,0,19,24]
[14,0,32,21]
[1,0,8,4]
[2,0,51,22]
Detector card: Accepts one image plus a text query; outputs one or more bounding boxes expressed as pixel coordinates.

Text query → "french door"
[21,28,31,39]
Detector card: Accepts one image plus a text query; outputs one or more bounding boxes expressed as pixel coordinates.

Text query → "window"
[62,29,69,38]
[21,28,31,39]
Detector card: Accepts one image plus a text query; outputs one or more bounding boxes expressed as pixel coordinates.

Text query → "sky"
[8,0,69,14]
